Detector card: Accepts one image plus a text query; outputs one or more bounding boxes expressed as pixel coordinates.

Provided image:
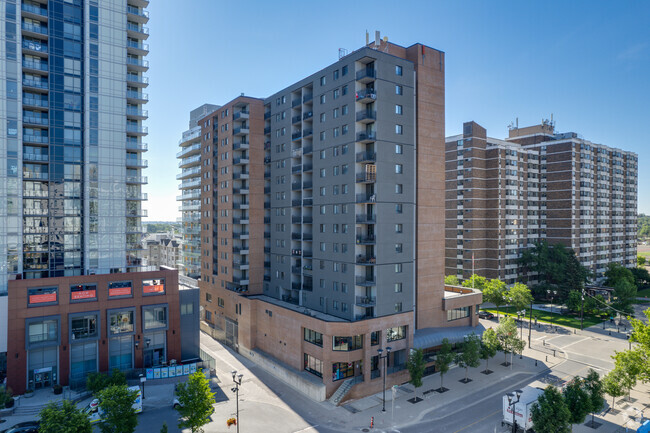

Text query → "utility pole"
[528,299,533,348]
[580,288,585,331]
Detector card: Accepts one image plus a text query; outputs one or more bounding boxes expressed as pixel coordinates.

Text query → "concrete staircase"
[328,377,356,406]
[14,400,62,416]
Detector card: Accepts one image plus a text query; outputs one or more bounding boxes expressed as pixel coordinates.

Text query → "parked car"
[478,311,495,320]
[0,421,40,433]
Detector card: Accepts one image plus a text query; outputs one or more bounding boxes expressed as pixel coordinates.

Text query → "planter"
[23,391,34,399]
[53,385,63,395]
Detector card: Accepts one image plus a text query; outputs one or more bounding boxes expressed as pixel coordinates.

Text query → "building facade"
[445,121,637,283]
[198,40,481,401]
[0,0,151,370]
[6,267,202,395]
[177,104,219,279]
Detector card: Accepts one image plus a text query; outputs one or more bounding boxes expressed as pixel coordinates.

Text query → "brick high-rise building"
[198,39,481,402]
[446,121,637,284]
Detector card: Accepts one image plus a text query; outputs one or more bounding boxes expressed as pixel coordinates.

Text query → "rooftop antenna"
[374,30,381,48]
[516,117,519,129]
[365,30,369,46]
[338,48,349,59]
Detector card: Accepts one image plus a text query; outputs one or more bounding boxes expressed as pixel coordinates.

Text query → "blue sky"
[143,0,650,221]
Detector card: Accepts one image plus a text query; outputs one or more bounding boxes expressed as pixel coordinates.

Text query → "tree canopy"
[480,328,499,373]
[604,262,635,288]
[462,274,487,291]
[40,400,92,433]
[444,275,460,286]
[435,338,454,390]
[611,279,637,316]
[176,370,215,433]
[507,282,533,312]
[562,377,591,425]
[531,386,571,433]
[455,333,481,382]
[584,369,604,427]
[97,385,139,433]
[407,348,425,399]
[482,279,508,318]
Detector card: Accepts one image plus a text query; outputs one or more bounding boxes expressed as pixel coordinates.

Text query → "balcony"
[126,106,148,119]
[292,164,302,174]
[23,78,48,90]
[355,276,376,286]
[232,187,249,195]
[232,231,250,240]
[178,191,200,201]
[180,179,201,189]
[233,140,249,151]
[291,232,301,240]
[292,115,302,124]
[127,40,149,55]
[23,153,48,163]
[176,142,201,158]
[23,59,48,73]
[22,171,48,180]
[22,39,47,54]
[126,192,147,200]
[127,22,150,39]
[302,233,313,241]
[232,247,249,255]
[178,155,200,168]
[23,116,48,126]
[303,181,313,189]
[291,199,301,207]
[303,198,313,206]
[233,156,249,165]
[176,167,200,180]
[126,90,148,102]
[302,129,313,138]
[303,145,313,155]
[126,158,148,168]
[127,57,149,70]
[355,89,377,103]
[233,202,249,210]
[302,216,313,224]
[264,170,271,178]
[356,193,377,203]
[356,235,376,245]
[264,126,271,134]
[264,111,271,120]
[21,22,48,36]
[127,208,148,217]
[126,124,148,135]
[292,99,301,108]
[126,175,147,184]
[356,132,377,143]
[356,110,377,123]
[282,295,299,306]
[292,266,301,275]
[356,69,376,83]
[23,134,48,144]
[356,151,376,163]
[23,97,48,108]
[355,296,376,307]
[232,171,250,180]
[303,94,313,103]
[356,172,376,183]
[22,3,48,18]
[303,111,313,121]
[127,5,149,22]
[233,126,249,136]
[264,231,270,238]
[292,182,301,191]
[356,255,376,265]
[292,132,302,141]
[303,163,313,172]
[356,214,376,224]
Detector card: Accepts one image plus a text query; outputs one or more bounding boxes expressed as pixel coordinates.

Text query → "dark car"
[478,311,495,320]
[0,421,40,433]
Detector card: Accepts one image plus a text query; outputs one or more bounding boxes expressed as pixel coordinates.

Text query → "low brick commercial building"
[6,267,199,395]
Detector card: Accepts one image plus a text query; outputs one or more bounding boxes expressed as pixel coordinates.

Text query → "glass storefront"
[70,341,97,387]
[28,346,57,389]
[143,330,166,368]
[109,335,133,371]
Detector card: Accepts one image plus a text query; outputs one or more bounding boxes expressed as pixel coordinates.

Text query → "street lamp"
[231,370,243,433]
[506,389,523,433]
[377,346,392,412]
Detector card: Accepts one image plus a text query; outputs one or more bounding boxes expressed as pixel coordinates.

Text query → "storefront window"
[70,315,97,340]
[303,353,323,378]
[447,307,470,321]
[303,328,323,347]
[108,281,132,298]
[70,283,97,301]
[332,361,356,381]
[332,335,363,351]
[386,326,406,342]
[28,286,58,305]
[109,310,134,335]
[143,306,167,330]
[370,331,380,346]
[109,335,133,371]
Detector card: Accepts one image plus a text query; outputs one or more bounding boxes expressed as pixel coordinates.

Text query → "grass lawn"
[482,306,605,329]
[637,287,650,298]
[638,251,650,258]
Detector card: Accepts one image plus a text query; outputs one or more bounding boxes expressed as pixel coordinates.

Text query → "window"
[396,85,403,95]
[395,263,402,273]
[395,243,403,253]
[143,279,165,295]
[447,307,471,321]
[28,287,58,306]
[396,184,403,194]
[396,203,403,214]
[320,76,326,86]
[396,65,403,75]
[333,69,339,80]
[320,186,326,196]
[304,353,323,378]
[342,105,348,115]
[28,319,59,344]
[342,164,349,174]
[205,293,212,303]
[342,124,348,135]
[395,302,403,312]
[386,326,406,342]
[342,85,348,95]
[108,281,132,298]
[320,149,326,159]
[320,131,326,141]
[395,164,403,174]
[342,303,348,312]
[320,94,326,104]
[320,242,326,252]
[333,335,363,351]
[320,113,326,123]
[371,331,381,346]
[396,124,403,135]
[70,314,98,340]
[342,65,348,76]
[395,144,403,154]
[333,88,340,99]
[395,283,403,292]
[108,310,134,335]
[333,301,338,310]
[180,303,194,315]
[395,104,403,115]
[320,168,326,177]
[218,297,224,307]
[304,328,323,347]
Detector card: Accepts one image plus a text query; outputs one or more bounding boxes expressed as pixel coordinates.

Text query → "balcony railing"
[127,57,149,68]
[23,153,48,162]
[356,193,377,203]
[22,22,47,35]
[126,124,148,134]
[22,3,48,16]
[22,39,47,53]
[23,97,48,108]
[23,59,48,72]
[127,90,148,101]
[356,255,376,264]
[356,172,376,183]
[356,132,377,143]
[356,151,376,163]
[233,110,249,121]
[355,276,376,286]
[356,110,377,122]
[356,235,376,244]
[126,107,149,117]
[356,214,376,224]
[127,6,150,18]
[356,69,376,81]
[23,116,48,126]
[23,134,48,144]
[127,40,150,51]
[355,89,377,102]
[23,78,48,90]
[127,23,149,35]
[355,296,376,306]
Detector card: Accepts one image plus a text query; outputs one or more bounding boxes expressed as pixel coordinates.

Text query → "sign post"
[139,375,146,399]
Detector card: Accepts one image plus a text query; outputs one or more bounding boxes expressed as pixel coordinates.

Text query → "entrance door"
[225,318,238,352]
[33,368,52,389]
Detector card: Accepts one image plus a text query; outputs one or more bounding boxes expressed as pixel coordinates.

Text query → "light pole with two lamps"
[507,389,523,433]
[377,346,391,412]
[231,370,243,433]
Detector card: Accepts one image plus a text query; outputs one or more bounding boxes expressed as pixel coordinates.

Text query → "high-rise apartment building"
[199,39,481,402]
[0,0,150,377]
[177,104,219,279]
[445,121,637,284]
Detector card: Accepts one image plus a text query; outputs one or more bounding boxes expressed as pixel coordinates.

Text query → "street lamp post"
[507,389,523,433]
[377,346,392,412]
[231,370,243,433]
[528,299,533,348]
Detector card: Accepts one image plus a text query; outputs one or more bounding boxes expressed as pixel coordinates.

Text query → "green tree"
[462,274,487,291]
[562,377,591,426]
[444,275,460,286]
[86,369,127,395]
[565,290,582,313]
[496,316,524,365]
[455,333,481,383]
[638,255,647,267]
[604,262,635,287]
[435,338,454,391]
[631,267,650,288]
[160,422,168,433]
[531,386,571,433]
[612,279,636,316]
[176,370,215,433]
[507,282,533,312]
[39,400,92,433]
[602,368,624,409]
[97,385,138,433]
[407,348,425,401]
[584,294,607,316]
[628,309,650,382]
[612,350,641,401]
[639,214,650,239]
[480,328,498,374]
[584,369,604,427]
[483,279,508,318]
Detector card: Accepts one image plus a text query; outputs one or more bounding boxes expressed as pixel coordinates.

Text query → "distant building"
[446,121,638,284]
[144,236,181,270]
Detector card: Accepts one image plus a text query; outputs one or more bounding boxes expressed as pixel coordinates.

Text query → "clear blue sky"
[143,0,650,221]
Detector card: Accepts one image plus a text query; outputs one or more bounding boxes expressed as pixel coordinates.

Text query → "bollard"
[574,329,576,334]
[546,355,548,362]
[553,349,556,357]
[609,330,611,336]
[535,359,538,367]
[370,417,374,429]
